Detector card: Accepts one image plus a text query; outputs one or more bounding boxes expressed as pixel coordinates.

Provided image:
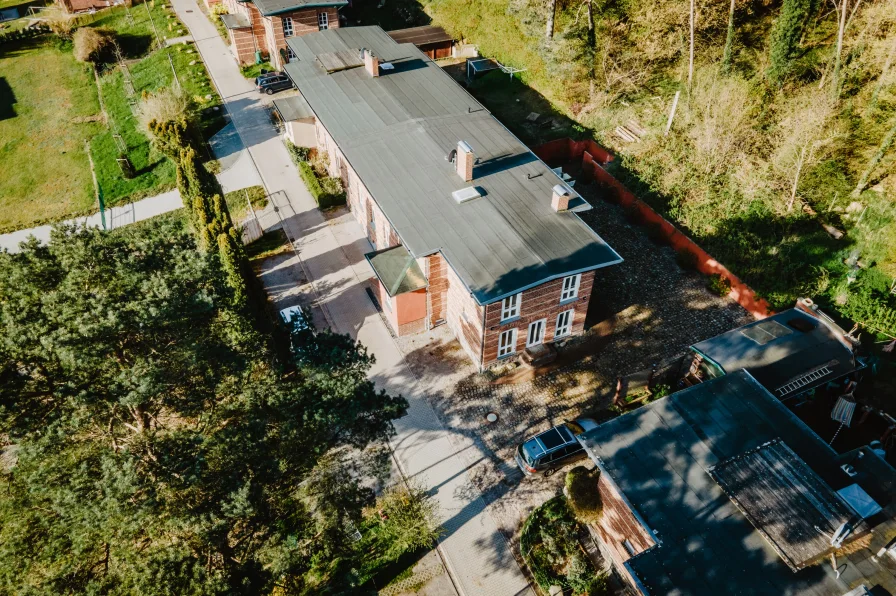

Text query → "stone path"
[170,1,532,593]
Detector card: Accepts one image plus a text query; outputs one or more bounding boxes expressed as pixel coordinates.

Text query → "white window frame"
[500,293,520,322]
[526,318,547,348]
[555,309,574,339]
[286,46,296,62]
[317,11,328,30]
[498,328,517,358]
[282,16,294,37]
[560,274,581,303]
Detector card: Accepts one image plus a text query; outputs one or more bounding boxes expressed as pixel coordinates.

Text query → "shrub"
[675,249,699,271]
[285,139,311,164]
[708,274,732,297]
[567,553,610,595]
[366,483,442,561]
[137,89,195,138]
[565,467,602,524]
[72,27,116,65]
[298,161,346,209]
[47,17,77,40]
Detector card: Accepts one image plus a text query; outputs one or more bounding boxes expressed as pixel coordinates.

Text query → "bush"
[137,88,195,135]
[285,139,311,164]
[47,17,77,40]
[298,161,346,209]
[567,552,610,595]
[675,249,699,271]
[72,27,116,65]
[708,274,732,297]
[565,467,603,524]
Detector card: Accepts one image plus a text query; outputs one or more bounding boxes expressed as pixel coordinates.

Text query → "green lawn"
[90,43,224,205]
[88,0,184,57]
[0,37,102,232]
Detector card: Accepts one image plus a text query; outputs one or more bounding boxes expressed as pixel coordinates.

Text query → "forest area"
[423,0,896,348]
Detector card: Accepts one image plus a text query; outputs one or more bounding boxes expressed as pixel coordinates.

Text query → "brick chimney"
[456,141,474,182]
[551,184,571,212]
[363,49,380,77]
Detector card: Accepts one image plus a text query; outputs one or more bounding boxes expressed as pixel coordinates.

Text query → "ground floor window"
[526,319,546,347]
[286,46,297,63]
[555,309,574,338]
[498,328,517,358]
[317,11,328,30]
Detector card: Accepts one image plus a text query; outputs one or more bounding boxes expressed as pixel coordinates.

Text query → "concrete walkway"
[0,190,183,252]
[171,2,532,593]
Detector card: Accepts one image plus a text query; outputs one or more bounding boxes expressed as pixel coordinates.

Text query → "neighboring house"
[57,0,121,13]
[214,0,344,69]
[386,25,455,60]
[282,26,622,369]
[578,370,896,595]
[681,299,863,399]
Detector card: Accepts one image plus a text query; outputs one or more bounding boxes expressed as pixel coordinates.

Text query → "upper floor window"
[500,293,520,321]
[282,16,294,37]
[317,11,328,30]
[560,274,581,302]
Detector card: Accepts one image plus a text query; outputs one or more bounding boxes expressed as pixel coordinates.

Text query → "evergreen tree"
[0,222,408,594]
[767,0,815,84]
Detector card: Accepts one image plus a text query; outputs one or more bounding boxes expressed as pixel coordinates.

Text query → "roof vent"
[380,62,395,71]
[452,186,482,204]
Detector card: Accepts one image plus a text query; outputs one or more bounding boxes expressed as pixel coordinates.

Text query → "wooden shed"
[387,25,454,59]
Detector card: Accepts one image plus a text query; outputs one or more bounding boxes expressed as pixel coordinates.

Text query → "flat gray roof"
[272,96,314,122]
[691,308,857,398]
[578,371,896,595]
[284,27,621,304]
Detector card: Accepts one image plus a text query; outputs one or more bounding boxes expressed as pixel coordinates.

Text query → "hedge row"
[297,160,346,209]
[0,25,48,46]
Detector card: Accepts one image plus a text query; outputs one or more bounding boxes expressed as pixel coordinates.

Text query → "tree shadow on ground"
[115,34,154,59]
[0,77,14,120]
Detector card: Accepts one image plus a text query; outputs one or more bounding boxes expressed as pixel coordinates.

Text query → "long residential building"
[283,26,622,369]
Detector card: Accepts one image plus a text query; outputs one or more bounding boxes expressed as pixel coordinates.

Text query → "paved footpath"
[172,2,533,594]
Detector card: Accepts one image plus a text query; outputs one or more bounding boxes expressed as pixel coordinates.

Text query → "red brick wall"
[230,27,257,64]
[267,8,340,68]
[222,0,268,63]
[426,253,448,327]
[481,271,594,366]
[591,470,656,590]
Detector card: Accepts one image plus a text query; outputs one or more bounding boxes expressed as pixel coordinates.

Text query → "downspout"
[479,302,486,372]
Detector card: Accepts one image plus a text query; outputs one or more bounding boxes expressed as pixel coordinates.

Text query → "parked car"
[515,418,599,477]
[256,72,293,95]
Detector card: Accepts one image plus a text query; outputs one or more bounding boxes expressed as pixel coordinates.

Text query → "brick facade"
[589,469,656,590]
[221,0,339,68]
[306,114,599,369]
[480,270,594,366]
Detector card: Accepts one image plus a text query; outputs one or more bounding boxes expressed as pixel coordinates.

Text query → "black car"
[515,418,599,477]
[256,72,293,95]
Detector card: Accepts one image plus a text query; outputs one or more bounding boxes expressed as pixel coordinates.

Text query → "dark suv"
[515,418,598,477]
[256,72,293,95]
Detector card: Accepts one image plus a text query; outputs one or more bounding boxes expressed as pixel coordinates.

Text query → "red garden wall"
[534,139,772,319]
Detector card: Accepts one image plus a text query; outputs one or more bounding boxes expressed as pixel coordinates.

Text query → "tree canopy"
[0,219,408,594]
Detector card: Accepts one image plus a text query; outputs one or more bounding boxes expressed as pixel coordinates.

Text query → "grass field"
[0,37,102,232]
[90,43,224,205]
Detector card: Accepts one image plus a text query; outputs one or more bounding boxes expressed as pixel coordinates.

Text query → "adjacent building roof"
[220,13,250,29]
[284,27,622,304]
[578,371,896,595]
[365,245,428,297]
[691,307,857,398]
[272,96,315,122]
[248,0,347,17]
[710,439,859,571]
[387,25,454,47]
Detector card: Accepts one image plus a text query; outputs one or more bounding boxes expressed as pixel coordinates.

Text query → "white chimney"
[456,141,474,182]
[363,49,380,77]
[551,184,571,212]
